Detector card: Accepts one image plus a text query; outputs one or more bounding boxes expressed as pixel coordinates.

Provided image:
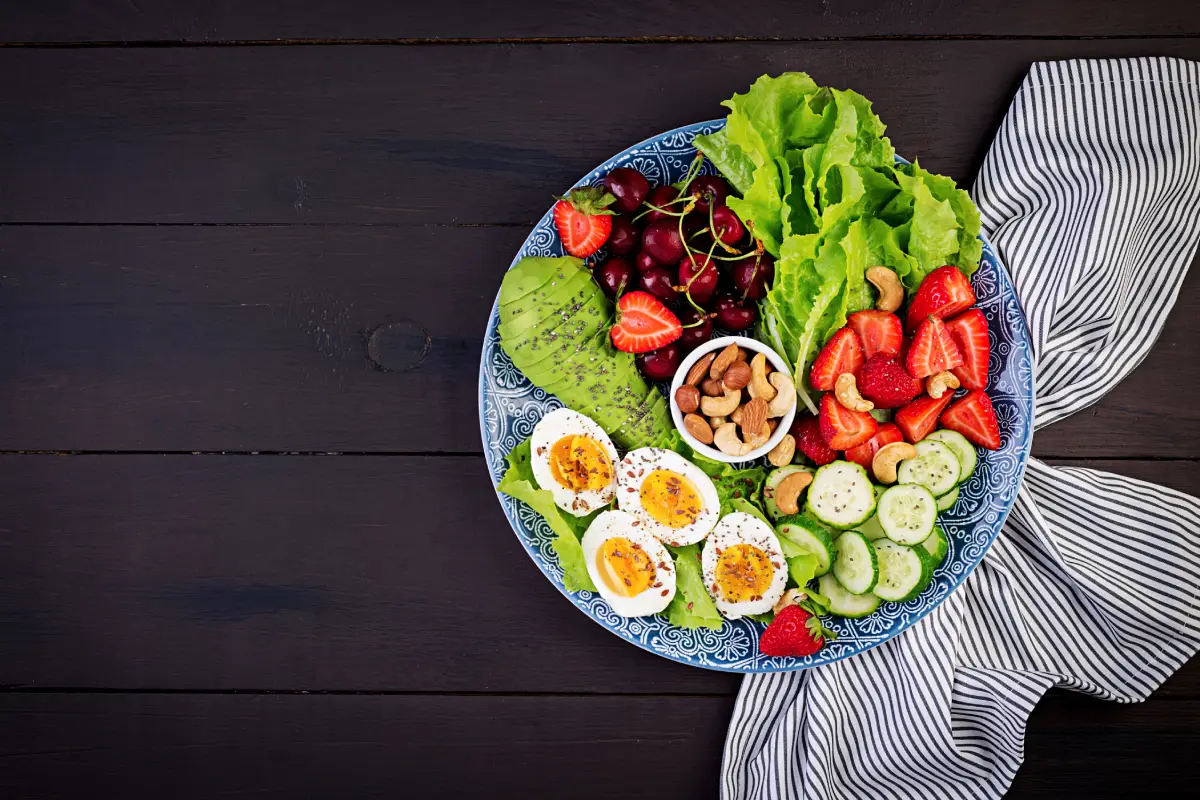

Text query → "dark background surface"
[1,2,1198,797]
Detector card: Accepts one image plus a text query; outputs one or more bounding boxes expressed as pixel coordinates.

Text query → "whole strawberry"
[759,604,835,657]
[857,353,923,409]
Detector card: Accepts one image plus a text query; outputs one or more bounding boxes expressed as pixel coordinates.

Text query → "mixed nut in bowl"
[668,336,798,464]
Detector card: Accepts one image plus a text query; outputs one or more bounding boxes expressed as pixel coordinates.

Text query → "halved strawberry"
[792,416,838,466]
[844,423,904,477]
[553,187,615,258]
[906,315,964,379]
[809,328,865,392]
[847,310,903,359]
[894,393,954,444]
[945,308,990,390]
[609,291,681,354]
[906,265,977,331]
[819,393,878,450]
[856,353,923,409]
[940,390,1001,450]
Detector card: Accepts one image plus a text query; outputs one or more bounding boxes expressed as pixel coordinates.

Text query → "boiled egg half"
[581,510,676,616]
[616,448,720,546]
[531,408,619,517]
[702,512,788,619]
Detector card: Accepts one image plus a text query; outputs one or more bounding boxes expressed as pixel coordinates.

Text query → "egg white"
[581,510,677,617]
[530,408,619,517]
[702,512,788,619]
[615,448,720,546]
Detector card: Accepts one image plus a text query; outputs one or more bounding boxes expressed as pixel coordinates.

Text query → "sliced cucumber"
[922,525,949,566]
[804,461,877,530]
[897,440,960,497]
[936,485,960,512]
[877,484,936,545]
[832,531,879,595]
[762,465,814,521]
[818,573,882,618]
[925,429,977,483]
[776,515,837,576]
[872,539,933,603]
[857,512,888,541]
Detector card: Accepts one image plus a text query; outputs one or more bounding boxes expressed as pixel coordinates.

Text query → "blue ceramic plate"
[479,120,1034,672]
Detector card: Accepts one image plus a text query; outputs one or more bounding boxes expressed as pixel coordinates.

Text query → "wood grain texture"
[3,39,1200,225]
[2,0,1200,42]
[0,691,1196,799]
[0,454,1194,692]
[1,226,1196,455]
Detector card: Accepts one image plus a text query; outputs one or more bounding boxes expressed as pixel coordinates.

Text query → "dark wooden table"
[1,2,1198,797]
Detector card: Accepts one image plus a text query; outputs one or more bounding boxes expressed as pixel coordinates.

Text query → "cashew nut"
[699,386,741,417]
[730,405,744,425]
[713,422,756,457]
[926,370,961,399]
[747,352,777,402]
[872,441,918,484]
[774,471,813,515]
[835,373,874,412]
[772,587,806,615]
[766,372,796,418]
[866,266,904,313]
[708,415,727,429]
[767,434,796,467]
[745,421,771,449]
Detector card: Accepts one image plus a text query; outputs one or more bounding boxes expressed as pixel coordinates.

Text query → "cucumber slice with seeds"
[936,485,960,512]
[922,525,949,566]
[804,461,877,529]
[925,429,977,483]
[776,514,837,576]
[762,465,814,521]
[818,573,882,618]
[832,531,879,594]
[872,539,933,602]
[897,440,960,497]
[877,484,936,545]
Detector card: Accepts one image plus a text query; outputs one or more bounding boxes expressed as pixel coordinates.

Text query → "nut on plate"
[835,372,874,412]
[708,415,727,429]
[745,421,771,449]
[713,422,757,457]
[740,397,768,439]
[683,413,714,445]
[772,587,806,615]
[773,471,813,515]
[866,266,903,313]
[768,434,796,467]
[872,441,918,484]
[747,353,777,402]
[926,370,961,399]
[709,342,740,380]
[674,384,700,414]
[721,360,752,391]
[701,377,725,397]
[700,386,741,417]
[684,352,717,386]
[766,372,796,418]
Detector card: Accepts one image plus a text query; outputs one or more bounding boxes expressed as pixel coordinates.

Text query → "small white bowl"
[668,335,798,463]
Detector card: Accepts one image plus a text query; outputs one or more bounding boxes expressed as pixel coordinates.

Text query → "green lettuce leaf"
[497,438,599,593]
[693,129,755,195]
[729,497,771,527]
[665,543,724,630]
[711,467,769,516]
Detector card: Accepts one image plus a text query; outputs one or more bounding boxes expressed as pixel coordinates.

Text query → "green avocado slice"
[497,267,593,340]
[504,291,610,371]
[542,344,649,432]
[498,256,586,315]
[519,326,608,385]
[611,390,671,451]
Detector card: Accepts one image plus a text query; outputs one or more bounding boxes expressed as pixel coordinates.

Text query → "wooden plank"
[0,691,1196,799]
[0,693,735,799]
[0,454,1195,692]
[2,226,1196,455]
[2,1,1199,42]
[2,39,1200,224]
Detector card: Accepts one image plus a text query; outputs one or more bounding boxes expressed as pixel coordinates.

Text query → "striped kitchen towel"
[723,57,1200,799]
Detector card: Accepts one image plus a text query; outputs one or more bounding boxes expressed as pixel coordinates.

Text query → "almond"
[674,384,700,414]
[684,413,714,445]
[709,342,740,380]
[735,347,749,362]
[740,397,768,441]
[684,352,717,386]
[722,360,752,390]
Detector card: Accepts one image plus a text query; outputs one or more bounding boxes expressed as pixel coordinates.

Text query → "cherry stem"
[680,312,715,329]
[676,153,706,194]
[631,194,694,223]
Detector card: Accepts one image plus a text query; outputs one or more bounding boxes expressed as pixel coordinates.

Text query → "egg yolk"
[549,435,613,492]
[596,536,656,597]
[639,469,705,529]
[715,544,774,602]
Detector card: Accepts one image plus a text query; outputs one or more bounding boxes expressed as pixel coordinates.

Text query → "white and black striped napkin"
[723,57,1200,799]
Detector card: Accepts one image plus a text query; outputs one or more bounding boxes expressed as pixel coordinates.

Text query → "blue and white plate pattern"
[479,120,1034,672]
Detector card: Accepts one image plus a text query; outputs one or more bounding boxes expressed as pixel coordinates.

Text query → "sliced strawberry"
[759,604,830,657]
[609,291,681,354]
[809,327,865,392]
[945,308,990,390]
[791,416,838,466]
[819,393,878,450]
[906,265,977,331]
[844,423,904,477]
[893,393,954,444]
[553,187,615,258]
[856,353,923,409]
[906,315,964,379]
[847,310,903,359]
[940,390,1002,450]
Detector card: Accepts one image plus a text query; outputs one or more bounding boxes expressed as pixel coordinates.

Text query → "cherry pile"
[591,159,775,382]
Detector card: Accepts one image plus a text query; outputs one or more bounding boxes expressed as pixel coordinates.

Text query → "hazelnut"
[701,378,724,397]
[722,361,752,390]
[674,384,700,414]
